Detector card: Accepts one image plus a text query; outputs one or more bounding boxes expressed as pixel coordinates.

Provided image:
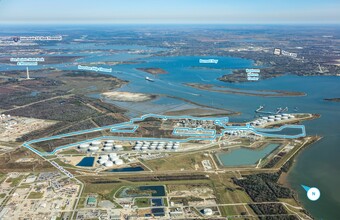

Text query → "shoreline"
[163,94,240,116]
[280,136,323,218]
[185,83,306,97]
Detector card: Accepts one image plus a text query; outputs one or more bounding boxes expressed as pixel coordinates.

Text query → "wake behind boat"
[145,76,155,82]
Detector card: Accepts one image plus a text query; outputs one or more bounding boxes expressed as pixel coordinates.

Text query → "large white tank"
[104,161,114,167]
[202,208,213,216]
[103,146,113,152]
[156,145,164,150]
[109,153,117,158]
[114,159,124,165]
[267,119,275,122]
[172,145,179,150]
[106,140,115,144]
[98,158,107,165]
[149,145,156,150]
[91,140,101,146]
[114,145,123,150]
[165,145,172,150]
[134,146,141,151]
[282,116,289,120]
[99,155,109,160]
[141,146,148,151]
[104,143,114,147]
[268,116,275,119]
[110,156,119,161]
[88,146,99,152]
[79,143,89,149]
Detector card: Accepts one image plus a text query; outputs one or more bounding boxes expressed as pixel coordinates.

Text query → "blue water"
[151,198,164,207]
[150,208,165,217]
[218,143,280,166]
[106,166,144,172]
[76,157,94,167]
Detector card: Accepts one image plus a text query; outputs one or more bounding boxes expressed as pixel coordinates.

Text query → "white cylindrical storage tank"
[98,158,107,165]
[114,145,123,150]
[262,117,269,120]
[202,208,213,216]
[172,145,179,150]
[282,116,289,120]
[274,118,281,121]
[269,115,275,119]
[275,115,281,118]
[79,143,89,149]
[134,146,141,151]
[288,115,295,119]
[267,119,275,122]
[165,145,172,150]
[110,156,119,161]
[114,159,124,165]
[99,155,109,160]
[88,146,99,152]
[104,161,114,167]
[104,143,114,148]
[149,145,156,150]
[103,146,113,152]
[156,145,164,150]
[91,140,101,146]
[106,140,115,144]
[109,153,117,158]
[141,146,148,151]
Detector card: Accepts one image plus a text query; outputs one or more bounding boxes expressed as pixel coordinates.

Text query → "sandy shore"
[102,91,157,102]
[186,83,306,97]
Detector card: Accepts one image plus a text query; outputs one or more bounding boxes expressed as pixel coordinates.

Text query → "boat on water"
[145,76,155,82]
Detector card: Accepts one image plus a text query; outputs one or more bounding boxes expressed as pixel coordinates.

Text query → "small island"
[136,67,168,75]
[324,98,340,102]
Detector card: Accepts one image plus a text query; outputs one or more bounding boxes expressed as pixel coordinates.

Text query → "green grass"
[27,192,44,199]
[6,176,25,187]
[134,198,150,207]
[0,193,6,199]
[143,152,208,171]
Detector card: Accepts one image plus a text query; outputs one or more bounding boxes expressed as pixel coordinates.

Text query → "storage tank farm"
[132,141,180,151]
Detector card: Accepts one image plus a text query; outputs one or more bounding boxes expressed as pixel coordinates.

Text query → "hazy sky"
[0,0,339,24]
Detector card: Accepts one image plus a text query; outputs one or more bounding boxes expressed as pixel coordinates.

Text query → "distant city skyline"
[0,0,339,24]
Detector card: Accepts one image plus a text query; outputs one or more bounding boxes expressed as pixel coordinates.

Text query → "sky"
[0,0,339,24]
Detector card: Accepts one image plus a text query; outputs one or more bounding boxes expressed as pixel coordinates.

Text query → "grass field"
[134,198,150,207]
[142,152,210,171]
[27,191,44,199]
